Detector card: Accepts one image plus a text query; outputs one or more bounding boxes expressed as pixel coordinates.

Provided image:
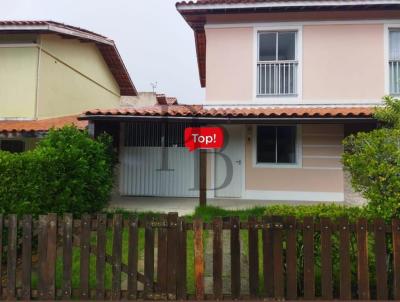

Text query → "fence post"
[248,216,259,298]
[392,219,400,300]
[321,217,333,300]
[21,215,32,301]
[177,217,187,300]
[167,212,178,299]
[112,214,123,300]
[7,215,17,301]
[80,214,91,299]
[374,218,388,300]
[96,214,107,300]
[338,217,351,300]
[303,217,315,300]
[157,214,168,298]
[230,216,241,299]
[272,216,284,300]
[212,217,223,300]
[63,214,73,300]
[46,213,57,300]
[262,216,274,298]
[286,216,297,300]
[356,218,370,300]
[127,216,139,300]
[194,218,204,300]
[144,215,155,299]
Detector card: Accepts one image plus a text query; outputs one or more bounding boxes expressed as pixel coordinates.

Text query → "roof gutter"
[176,0,400,11]
[79,114,376,124]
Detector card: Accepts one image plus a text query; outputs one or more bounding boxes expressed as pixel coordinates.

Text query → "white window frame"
[253,25,302,104]
[252,124,302,168]
[385,24,400,96]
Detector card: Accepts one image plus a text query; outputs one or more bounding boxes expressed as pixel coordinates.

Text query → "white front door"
[215,125,244,198]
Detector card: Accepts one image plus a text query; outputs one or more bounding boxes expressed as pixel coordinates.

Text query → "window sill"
[253,162,302,169]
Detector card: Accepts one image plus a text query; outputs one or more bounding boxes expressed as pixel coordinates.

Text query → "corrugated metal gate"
[120,122,199,197]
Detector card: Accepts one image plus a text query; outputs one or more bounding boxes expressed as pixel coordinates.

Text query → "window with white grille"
[257,31,298,96]
[389,30,400,95]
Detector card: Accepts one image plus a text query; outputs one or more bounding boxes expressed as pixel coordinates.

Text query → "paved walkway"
[110,196,325,215]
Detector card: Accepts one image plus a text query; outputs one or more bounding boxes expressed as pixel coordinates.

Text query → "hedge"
[0,126,114,216]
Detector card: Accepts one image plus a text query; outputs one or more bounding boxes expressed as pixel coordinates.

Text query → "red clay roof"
[0,20,137,96]
[156,94,179,105]
[83,105,374,118]
[0,116,88,133]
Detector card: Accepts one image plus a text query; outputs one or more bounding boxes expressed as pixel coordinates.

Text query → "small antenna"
[150,81,158,93]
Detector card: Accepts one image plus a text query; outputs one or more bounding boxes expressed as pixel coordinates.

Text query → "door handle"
[235,160,242,165]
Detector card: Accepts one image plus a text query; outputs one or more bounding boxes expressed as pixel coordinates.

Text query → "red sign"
[184,127,224,152]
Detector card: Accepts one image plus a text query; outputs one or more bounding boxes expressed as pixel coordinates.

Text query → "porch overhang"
[79,104,377,124]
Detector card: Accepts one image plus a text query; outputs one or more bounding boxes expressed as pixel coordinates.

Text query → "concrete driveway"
[109,196,326,215]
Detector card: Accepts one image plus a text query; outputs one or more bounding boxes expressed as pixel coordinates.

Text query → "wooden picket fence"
[1,213,400,300]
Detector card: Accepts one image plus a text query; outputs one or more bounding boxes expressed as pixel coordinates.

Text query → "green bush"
[0,126,114,216]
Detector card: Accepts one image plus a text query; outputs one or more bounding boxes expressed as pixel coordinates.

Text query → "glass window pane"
[390,30,400,60]
[277,126,296,163]
[257,126,276,163]
[278,32,296,60]
[259,32,276,61]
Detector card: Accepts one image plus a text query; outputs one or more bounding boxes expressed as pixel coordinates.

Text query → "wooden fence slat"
[144,216,155,299]
[194,218,204,300]
[248,216,259,298]
[374,218,388,300]
[177,217,187,300]
[286,216,297,300]
[112,214,123,300]
[21,215,32,301]
[392,219,400,300]
[80,214,91,300]
[7,215,17,300]
[338,217,351,300]
[46,213,57,300]
[157,214,168,297]
[127,216,138,300]
[167,212,178,299]
[272,216,284,299]
[320,218,333,300]
[356,218,370,300]
[38,215,48,300]
[212,217,223,300]
[303,217,315,300]
[96,214,107,300]
[262,216,274,298]
[230,216,241,299]
[62,214,73,300]
[0,215,3,298]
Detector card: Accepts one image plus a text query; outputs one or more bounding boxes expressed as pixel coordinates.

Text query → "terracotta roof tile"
[0,20,137,96]
[0,116,88,133]
[83,105,374,119]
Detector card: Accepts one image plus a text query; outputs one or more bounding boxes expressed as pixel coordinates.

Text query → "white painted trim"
[0,43,38,48]
[253,25,303,103]
[205,19,400,29]
[178,1,400,11]
[252,124,303,168]
[244,189,344,202]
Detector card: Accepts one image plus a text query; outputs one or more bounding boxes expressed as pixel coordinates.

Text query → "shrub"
[0,126,114,216]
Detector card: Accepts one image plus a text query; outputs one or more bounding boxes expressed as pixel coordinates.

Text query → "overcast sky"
[1,0,205,104]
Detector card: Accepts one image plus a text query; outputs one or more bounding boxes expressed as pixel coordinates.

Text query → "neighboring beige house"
[0,20,137,152]
[83,0,399,205]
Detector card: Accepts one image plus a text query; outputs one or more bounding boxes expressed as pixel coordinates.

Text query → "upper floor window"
[257,31,298,96]
[390,30,400,95]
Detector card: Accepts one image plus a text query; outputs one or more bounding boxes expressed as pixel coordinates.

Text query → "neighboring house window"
[0,140,25,153]
[256,125,297,164]
[390,30,400,95]
[257,31,298,96]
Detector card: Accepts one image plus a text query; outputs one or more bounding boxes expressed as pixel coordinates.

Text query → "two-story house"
[82,0,399,206]
[0,20,137,152]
